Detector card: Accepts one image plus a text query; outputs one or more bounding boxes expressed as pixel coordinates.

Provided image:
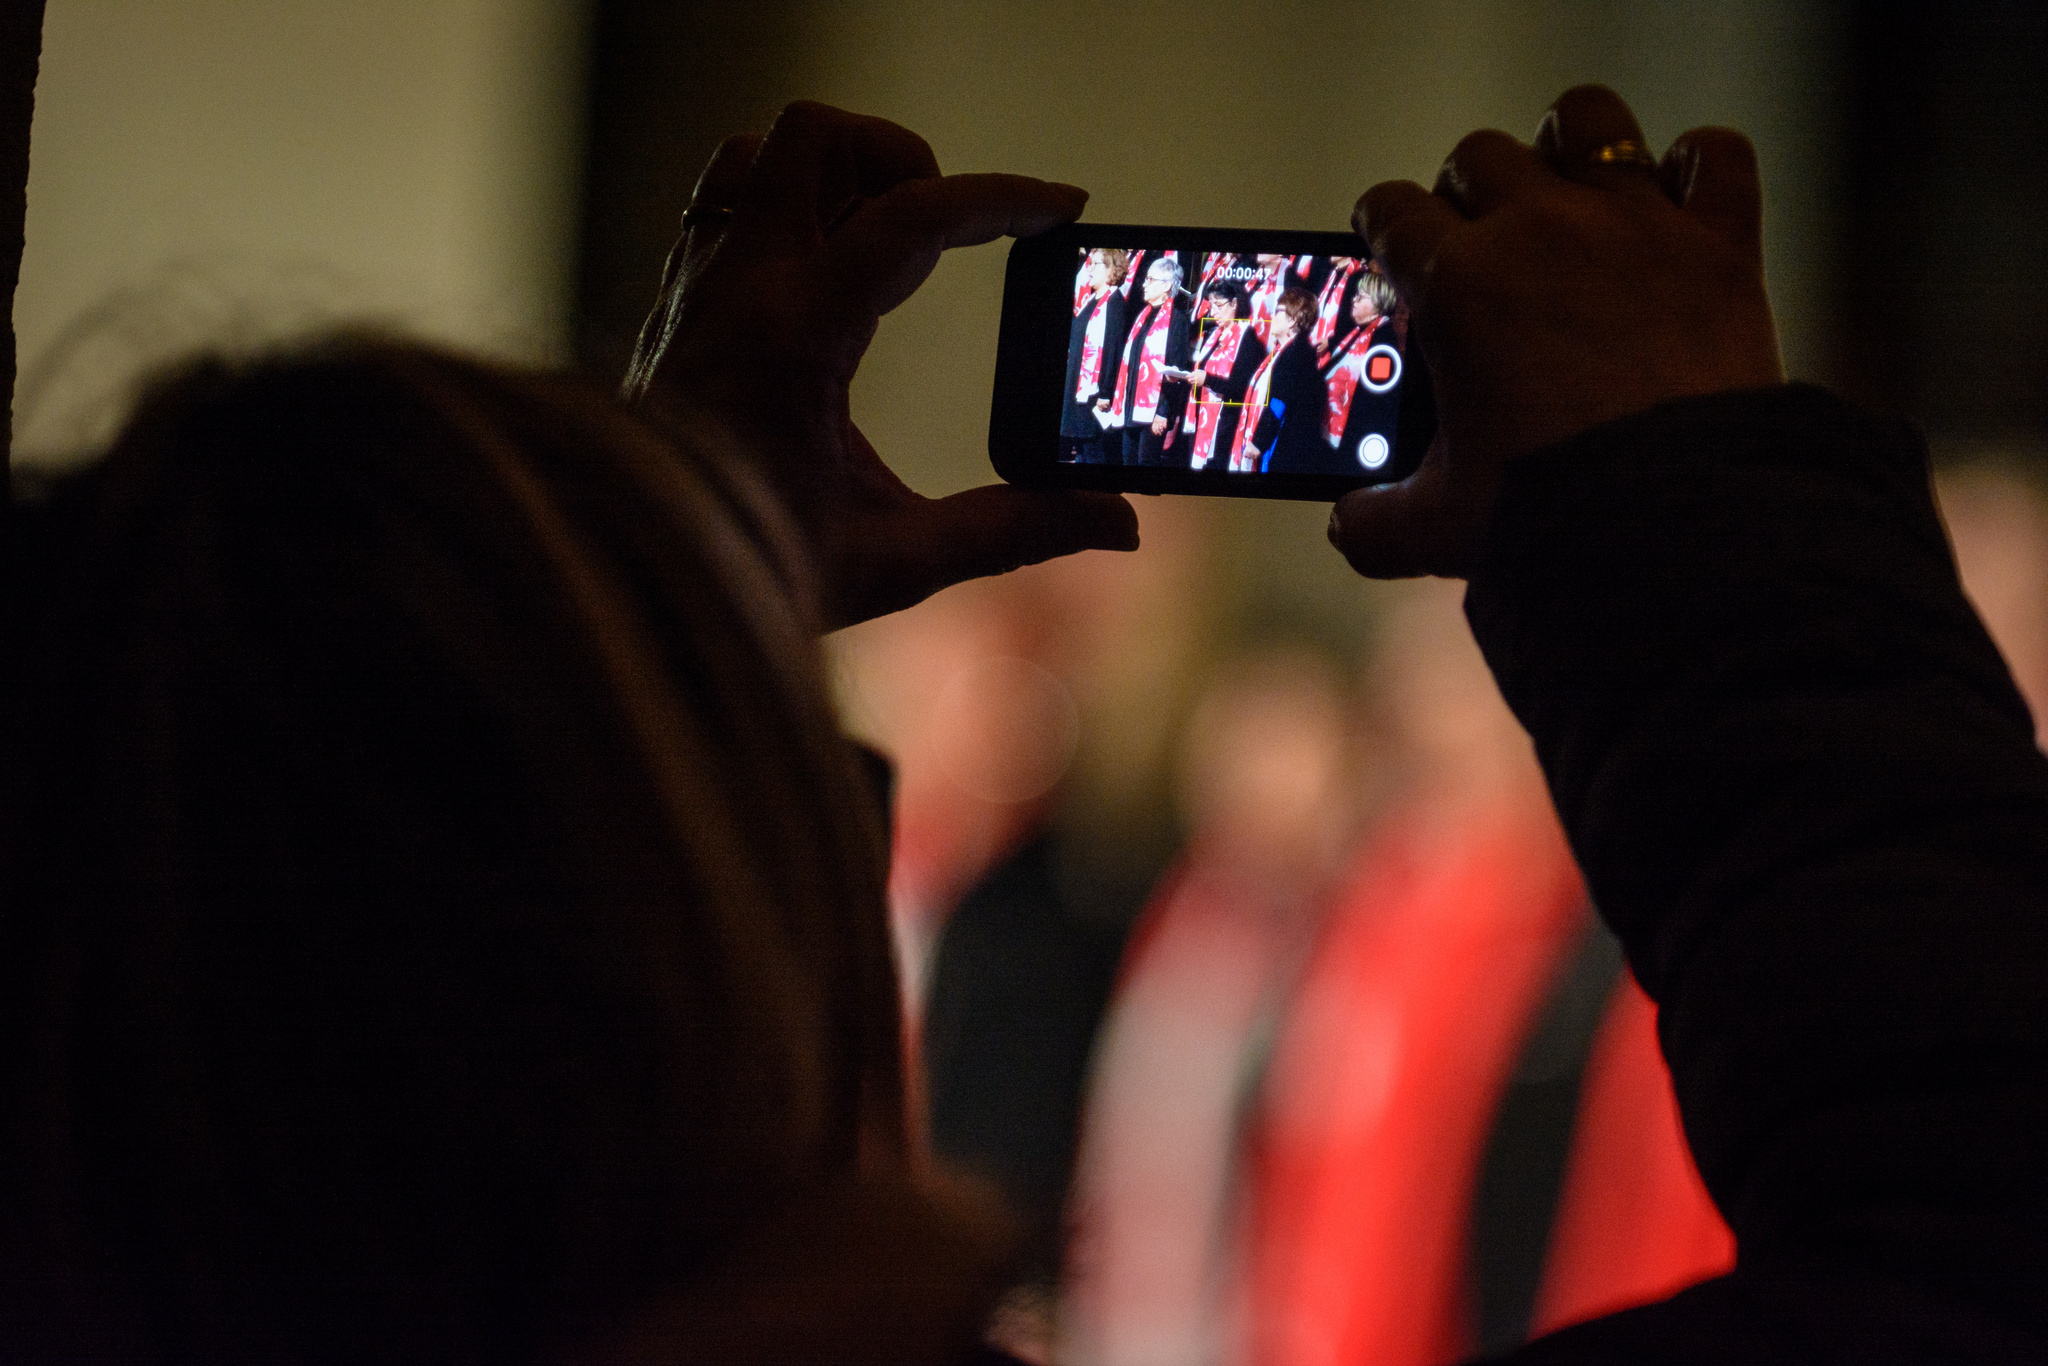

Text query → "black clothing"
[1250,337,1333,474]
[1291,254,1331,300]
[922,835,1152,1287]
[1192,324,1265,472]
[1120,422,1176,467]
[1064,433,1109,465]
[1465,385,2048,1362]
[1059,289,1126,440]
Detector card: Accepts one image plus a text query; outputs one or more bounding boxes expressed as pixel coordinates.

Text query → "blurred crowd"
[833,459,2048,1366]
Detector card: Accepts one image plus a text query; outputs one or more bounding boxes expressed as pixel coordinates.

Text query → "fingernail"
[1327,504,1344,545]
[1052,182,1089,202]
[1674,141,1701,204]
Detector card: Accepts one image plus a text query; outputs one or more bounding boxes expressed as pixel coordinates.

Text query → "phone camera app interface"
[1059,248,1407,477]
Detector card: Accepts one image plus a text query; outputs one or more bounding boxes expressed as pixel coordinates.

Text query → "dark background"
[1831,0,2048,437]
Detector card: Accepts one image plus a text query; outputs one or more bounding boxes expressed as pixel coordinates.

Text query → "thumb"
[1327,440,1481,579]
[920,485,1140,577]
[832,486,1139,626]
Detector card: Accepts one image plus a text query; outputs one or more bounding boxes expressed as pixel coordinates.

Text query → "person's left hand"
[625,101,1138,630]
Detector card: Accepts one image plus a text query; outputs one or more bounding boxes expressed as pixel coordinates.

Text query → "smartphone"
[989,224,1433,501]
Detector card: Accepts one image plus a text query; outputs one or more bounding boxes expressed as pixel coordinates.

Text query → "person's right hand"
[1329,85,1784,579]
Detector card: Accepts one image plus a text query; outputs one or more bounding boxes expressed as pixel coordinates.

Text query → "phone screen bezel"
[989,223,1434,501]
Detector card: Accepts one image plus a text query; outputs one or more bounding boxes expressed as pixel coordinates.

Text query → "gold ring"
[1589,139,1659,173]
[681,202,735,230]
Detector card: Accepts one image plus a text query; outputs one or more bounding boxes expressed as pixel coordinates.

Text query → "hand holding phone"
[625,104,1139,627]
[1330,86,1782,578]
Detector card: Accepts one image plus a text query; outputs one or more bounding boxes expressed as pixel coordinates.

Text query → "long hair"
[0,339,1004,1362]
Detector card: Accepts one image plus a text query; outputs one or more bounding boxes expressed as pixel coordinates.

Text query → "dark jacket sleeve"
[1096,292,1129,407]
[1109,305,1146,424]
[1156,303,1194,429]
[1465,384,2048,1360]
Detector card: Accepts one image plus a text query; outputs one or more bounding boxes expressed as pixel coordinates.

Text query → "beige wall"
[12,0,589,468]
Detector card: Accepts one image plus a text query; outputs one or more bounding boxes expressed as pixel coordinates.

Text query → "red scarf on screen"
[1187,319,1250,466]
[1312,261,1362,350]
[1247,266,1289,346]
[1231,348,1282,472]
[1322,315,1386,443]
[1112,302,1175,425]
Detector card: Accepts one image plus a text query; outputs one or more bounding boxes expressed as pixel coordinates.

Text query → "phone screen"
[1064,247,1404,476]
[991,226,1431,500]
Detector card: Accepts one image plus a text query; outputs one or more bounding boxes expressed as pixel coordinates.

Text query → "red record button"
[1361,343,1402,394]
